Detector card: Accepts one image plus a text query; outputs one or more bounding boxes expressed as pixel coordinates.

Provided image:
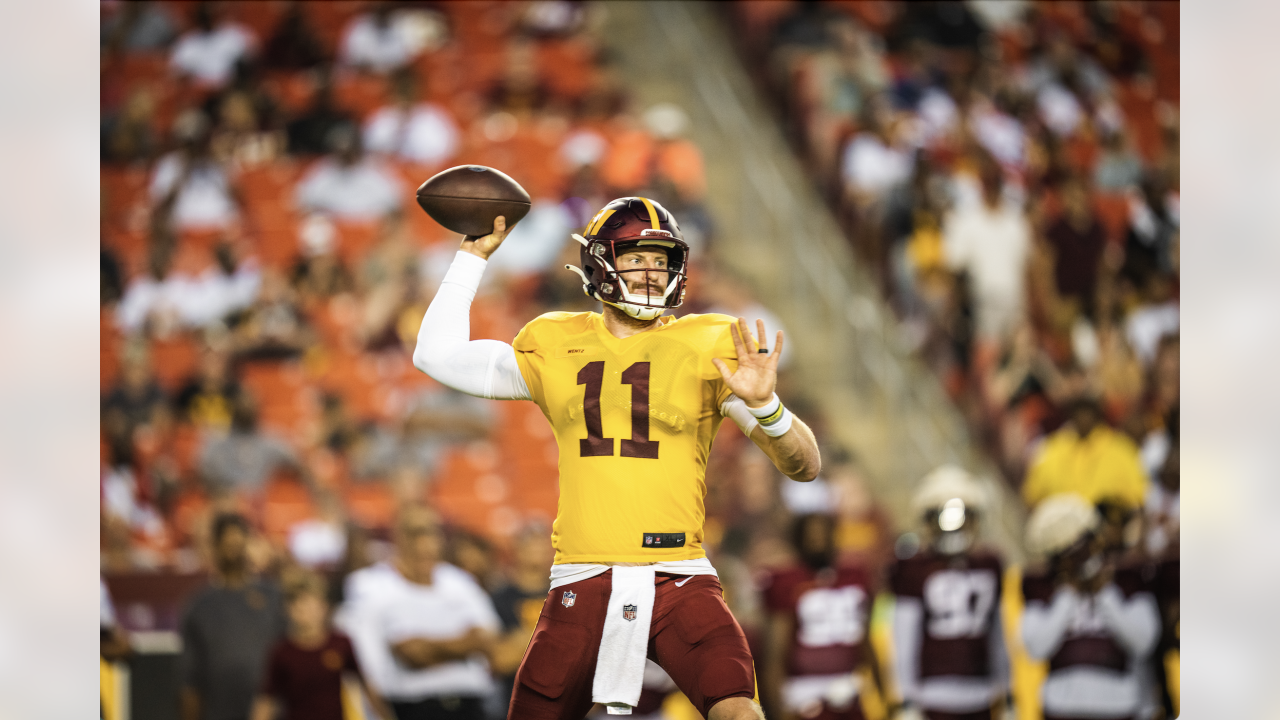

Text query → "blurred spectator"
[485,200,575,277]
[759,512,881,720]
[286,73,357,156]
[1022,397,1147,510]
[363,68,460,166]
[1125,285,1179,368]
[1093,131,1143,192]
[115,240,182,333]
[338,505,500,720]
[339,3,423,74]
[354,387,494,482]
[1120,176,1179,295]
[100,576,132,662]
[260,2,329,71]
[1043,177,1106,320]
[890,467,1009,720]
[518,1,589,38]
[184,241,263,326]
[180,513,286,720]
[209,77,285,167]
[1021,494,1160,720]
[170,3,257,88]
[642,102,708,203]
[1142,408,1179,561]
[150,112,243,230]
[700,264,790,369]
[250,572,394,720]
[102,247,126,306]
[942,161,1031,341]
[291,214,354,302]
[287,491,350,570]
[231,269,313,359]
[101,87,158,164]
[487,524,554,718]
[198,395,310,496]
[448,531,500,592]
[102,341,169,453]
[295,126,404,221]
[841,101,911,205]
[101,1,179,53]
[175,346,240,432]
[486,38,551,117]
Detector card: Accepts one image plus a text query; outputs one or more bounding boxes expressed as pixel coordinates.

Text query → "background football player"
[413,199,821,720]
[760,512,883,720]
[888,466,1009,720]
[1021,493,1161,720]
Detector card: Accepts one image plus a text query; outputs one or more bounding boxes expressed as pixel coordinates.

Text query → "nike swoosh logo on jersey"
[674,577,692,587]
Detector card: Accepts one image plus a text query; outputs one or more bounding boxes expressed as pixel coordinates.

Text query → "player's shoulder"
[967,548,1005,573]
[514,311,597,351]
[664,312,737,345]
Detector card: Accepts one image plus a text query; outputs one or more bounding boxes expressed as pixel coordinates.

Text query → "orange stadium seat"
[333,220,382,265]
[314,348,391,423]
[333,72,389,119]
[240,360,316,436]
[1093,192,1132,245]
[342,482,398,530]
[149,334,200,392]
[262,475,318,542]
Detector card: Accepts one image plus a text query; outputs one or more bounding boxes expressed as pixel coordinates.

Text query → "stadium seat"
[149,334,200,392]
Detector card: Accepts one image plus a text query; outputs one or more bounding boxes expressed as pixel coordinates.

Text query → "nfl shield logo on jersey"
[622,604,637,621]
[562,591,576,608]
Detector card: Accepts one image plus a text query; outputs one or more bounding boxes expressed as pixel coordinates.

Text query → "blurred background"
[97,2,1178,719]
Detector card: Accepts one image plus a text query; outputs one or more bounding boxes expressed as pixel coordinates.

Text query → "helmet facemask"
[568,233,689,321]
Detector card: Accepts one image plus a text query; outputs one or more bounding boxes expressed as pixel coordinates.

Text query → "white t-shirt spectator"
[340,14,419,73]
[170,23,254,86]
[116,272,189,333]
[1037,83,1084,138]
[943,197,1032,339]
[969,104,1025,168]
[337,561,501,701]
[181,260,262,327]
[295,157,404,221]
[841,132,911,198]
[1125,301,1178,366]
[363,103,460,165]
[486,200,574,276]
[150,152,238,229]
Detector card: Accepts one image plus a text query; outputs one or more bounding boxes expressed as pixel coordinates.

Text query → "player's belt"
[641,533,685,548]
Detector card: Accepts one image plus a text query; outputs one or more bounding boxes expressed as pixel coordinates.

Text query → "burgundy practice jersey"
[1020,566,1161,719]
[889,550,1008,714]
[762,565,874,677]
[890,550,1004,679]
[1022,566,1148,673]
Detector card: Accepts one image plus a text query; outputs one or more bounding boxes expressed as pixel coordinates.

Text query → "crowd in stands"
[100,2,1178,719]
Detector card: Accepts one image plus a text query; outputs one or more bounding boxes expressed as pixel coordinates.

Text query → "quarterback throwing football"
[414,197,821,720]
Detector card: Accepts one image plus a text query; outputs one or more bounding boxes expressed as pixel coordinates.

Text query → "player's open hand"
[712,318,784,408]
[460,215,509,260]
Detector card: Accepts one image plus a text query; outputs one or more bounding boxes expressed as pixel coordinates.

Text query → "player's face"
[615,249,670,300]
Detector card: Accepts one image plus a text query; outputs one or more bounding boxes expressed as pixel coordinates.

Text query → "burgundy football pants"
[508,571,756,719]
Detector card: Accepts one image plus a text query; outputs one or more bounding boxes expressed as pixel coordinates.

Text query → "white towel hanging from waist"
[591,566,657,714]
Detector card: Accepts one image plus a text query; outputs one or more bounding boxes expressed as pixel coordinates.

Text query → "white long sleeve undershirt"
[412,251,532,400]
[412,251,759,434]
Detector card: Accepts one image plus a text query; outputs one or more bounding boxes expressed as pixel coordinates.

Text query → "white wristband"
[746,394,781,419]
[748,394,793,437]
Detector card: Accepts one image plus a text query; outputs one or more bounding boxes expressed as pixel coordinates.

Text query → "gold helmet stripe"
[586,208,616,236]
[638,197,661,229]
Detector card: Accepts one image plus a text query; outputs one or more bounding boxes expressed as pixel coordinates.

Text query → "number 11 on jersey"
[576,361,660,459]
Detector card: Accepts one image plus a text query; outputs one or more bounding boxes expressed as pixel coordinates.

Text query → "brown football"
[415,165,532,237]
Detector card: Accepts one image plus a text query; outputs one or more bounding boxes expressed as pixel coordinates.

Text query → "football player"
[760,512,882,720]
[413,198,821,720]
[888,466,1009,720]
[1021,494,1161,720]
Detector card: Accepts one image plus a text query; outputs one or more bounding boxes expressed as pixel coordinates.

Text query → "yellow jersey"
[512,311,741,564]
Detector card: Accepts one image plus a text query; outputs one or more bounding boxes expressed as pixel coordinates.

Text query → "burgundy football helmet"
[566,197,689,320]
